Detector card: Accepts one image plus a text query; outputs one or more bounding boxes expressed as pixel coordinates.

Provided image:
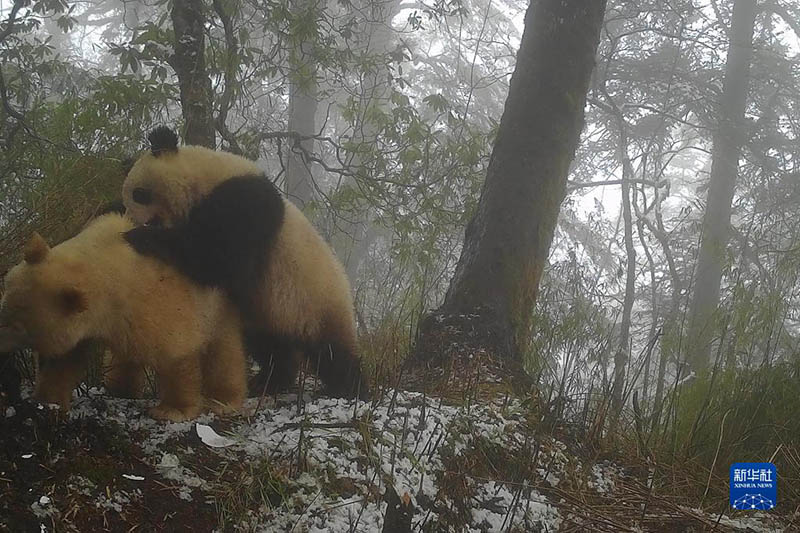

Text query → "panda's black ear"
[148,126,179,156]
[120,156,136,176]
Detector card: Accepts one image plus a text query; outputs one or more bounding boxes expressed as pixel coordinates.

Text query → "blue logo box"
[730,463,777,510]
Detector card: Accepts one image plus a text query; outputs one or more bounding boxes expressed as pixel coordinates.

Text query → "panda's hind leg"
[201,320,246,415]
[310,342,369,400]
[245,331,300,396]
[305,313,369,399]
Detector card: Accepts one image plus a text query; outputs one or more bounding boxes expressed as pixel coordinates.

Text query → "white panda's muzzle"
[0,300,28,352]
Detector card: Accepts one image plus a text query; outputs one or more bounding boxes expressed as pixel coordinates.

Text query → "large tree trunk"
[170,0,215,148]
[412,0,607,386]
[685,0,757,374]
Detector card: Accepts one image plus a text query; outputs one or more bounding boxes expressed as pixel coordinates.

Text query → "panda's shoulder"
[84,212,133,232]
[178,145,258,170]
[77,214,134,249]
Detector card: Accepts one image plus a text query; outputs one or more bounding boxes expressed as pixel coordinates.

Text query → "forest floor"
[0,384,793,532]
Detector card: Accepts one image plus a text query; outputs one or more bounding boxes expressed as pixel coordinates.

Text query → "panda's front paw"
[149,403,201,422]
[124,227,169,258]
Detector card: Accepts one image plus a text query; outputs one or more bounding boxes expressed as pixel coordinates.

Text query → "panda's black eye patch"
[132,188,153,205]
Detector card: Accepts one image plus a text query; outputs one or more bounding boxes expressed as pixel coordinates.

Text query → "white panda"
[121,127,367,399]
[0,214,247,421]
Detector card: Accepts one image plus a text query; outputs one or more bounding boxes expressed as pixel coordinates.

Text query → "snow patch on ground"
[470,480,561,532]
[62,389,566,531]
[588,461,620,494]
[50,387,791,532]
[678,506,785,533]
[66,475,96,497]
[95,489,141,512]
[30,496,56,519]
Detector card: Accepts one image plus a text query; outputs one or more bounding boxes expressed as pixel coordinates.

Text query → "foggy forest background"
[1,0,800,519]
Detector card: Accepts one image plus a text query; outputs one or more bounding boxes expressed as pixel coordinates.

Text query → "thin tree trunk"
[170,0,215,148]
[651,314,672,434]
[686,0,757,373]
[286,85,316,207]
[601,89,636,419]
[338,0,402,281]
[650,185,682,435]
[414,0,607,372]
[284,0,319,208]
[212,0,244,155]
[636,194,659,409]
[611,112,637,415]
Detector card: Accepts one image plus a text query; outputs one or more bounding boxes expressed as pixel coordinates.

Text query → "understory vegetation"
[1,0,799,530]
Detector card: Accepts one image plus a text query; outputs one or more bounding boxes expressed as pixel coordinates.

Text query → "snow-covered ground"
[67,388,566,531]
[3,387,792,532]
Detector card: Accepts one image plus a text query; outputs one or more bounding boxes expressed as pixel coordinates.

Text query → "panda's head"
[122,126,190,227]
[0,234,92,356]
[122,126,263,227]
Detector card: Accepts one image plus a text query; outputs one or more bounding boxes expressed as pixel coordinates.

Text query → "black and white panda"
[121,126,367,399]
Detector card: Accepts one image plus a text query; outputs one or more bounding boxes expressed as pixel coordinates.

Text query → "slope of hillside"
[0,387,790,532]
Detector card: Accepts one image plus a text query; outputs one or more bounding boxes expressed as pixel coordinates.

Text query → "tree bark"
[284,0,319,208]
[648,184,682,435]
[613,131,636,415]
[170,0,215,148]
[415,0,607,368]
[212,0,244,155]
[635,190,658,408]
[285,84,316,207]
[686,0,757,373]
[339,0,402,286]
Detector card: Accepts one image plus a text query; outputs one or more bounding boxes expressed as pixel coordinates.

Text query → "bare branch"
[765,1,800,41]
[0,0,25,45]
[568,178,667,191]
[0,0,27,123]
[211,0,244,155]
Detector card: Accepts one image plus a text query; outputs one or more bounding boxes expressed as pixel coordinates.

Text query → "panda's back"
[65,214,224,320]
[261,200,354,340]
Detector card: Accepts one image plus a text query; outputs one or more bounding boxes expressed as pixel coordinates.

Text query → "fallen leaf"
[196,423,235,448]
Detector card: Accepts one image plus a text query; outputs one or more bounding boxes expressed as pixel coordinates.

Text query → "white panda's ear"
[148,126,179,156]
[23,233,50,264]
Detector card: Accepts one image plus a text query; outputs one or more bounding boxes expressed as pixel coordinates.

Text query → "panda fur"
[121,127,367,399]
[0,214,247,421]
